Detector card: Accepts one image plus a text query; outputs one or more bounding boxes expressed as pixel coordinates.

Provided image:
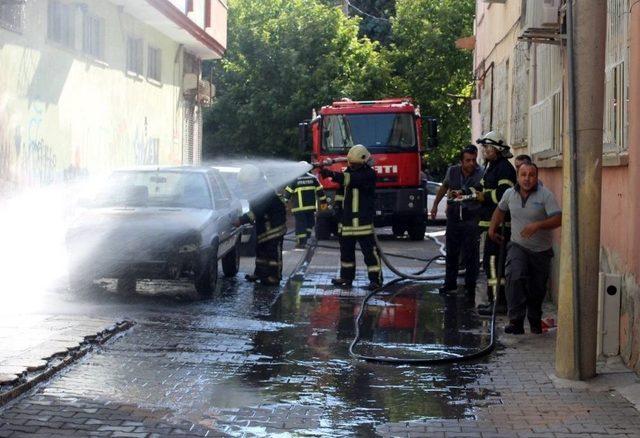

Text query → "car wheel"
[408,221,426,241]
[116,277,136,294]
[222,238,240,277]
[195,244,219,298]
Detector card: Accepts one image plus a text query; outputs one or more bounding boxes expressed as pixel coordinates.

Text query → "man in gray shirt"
[488,162,561,334]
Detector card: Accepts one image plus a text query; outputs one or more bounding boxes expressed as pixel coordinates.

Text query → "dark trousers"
[505,242,553,323]
[294,210,315,244]
[483,227,511,305]
[254,237,283,280]
[339,234,383,284]
[444,219,480,292]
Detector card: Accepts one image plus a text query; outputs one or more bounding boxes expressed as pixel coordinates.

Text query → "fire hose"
[299,160,502,364]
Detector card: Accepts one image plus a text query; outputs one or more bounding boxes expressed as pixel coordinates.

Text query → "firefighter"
[237,164,287,286]
[319,144,383,291]
[475,131,517,315]
[283,166,327,248]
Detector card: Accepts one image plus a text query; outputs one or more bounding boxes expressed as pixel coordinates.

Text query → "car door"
[207,170,236,254]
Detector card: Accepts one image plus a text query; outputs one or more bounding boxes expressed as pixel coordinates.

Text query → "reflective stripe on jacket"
[479,157,516,228]
[283,172,326,213]
[330,165,376,236]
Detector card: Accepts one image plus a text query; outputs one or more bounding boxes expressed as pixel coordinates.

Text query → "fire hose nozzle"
[311,157,349,168]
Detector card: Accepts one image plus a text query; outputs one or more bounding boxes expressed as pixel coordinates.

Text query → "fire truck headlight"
[408,202,414,208]
[409,195,415,201]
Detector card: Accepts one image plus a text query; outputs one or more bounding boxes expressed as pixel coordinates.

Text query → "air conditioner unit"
[597,272,622,357]
[183,73,198,93]
[541,0,560,27]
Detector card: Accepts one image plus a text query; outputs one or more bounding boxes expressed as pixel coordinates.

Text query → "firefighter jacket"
[478,156,516,228]
[323,165,376,237]
[282,172,327,213]
[240,191,287,244]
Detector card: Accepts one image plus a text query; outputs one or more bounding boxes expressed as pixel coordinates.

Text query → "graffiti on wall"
[133,118,160,165]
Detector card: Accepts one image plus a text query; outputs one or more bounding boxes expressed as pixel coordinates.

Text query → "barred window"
[0,0,25,33]
[148,46,162,82]
[603,0,629,153]
[48,0,75,48]
[82,11,104,60]
[127,37,143,75]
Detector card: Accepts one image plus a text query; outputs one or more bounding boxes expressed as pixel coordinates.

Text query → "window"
[0,0,25,33]
[321,113,416,152]
[82,12,104,60]
[127,37,143,75]
[148,46,162,82]
[510,42,530,147]
[528,44,563,155]
[48,0,75,48]
[603,0,629,153]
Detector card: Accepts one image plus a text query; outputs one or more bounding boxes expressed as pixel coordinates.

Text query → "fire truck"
[299,98,438,241]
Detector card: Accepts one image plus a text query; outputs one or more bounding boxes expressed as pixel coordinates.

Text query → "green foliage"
[387,0,475,178]
[203,0,475,179]
[204,0,392,159]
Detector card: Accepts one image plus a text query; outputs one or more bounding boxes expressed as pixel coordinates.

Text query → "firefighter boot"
[366,281,382,291]
[245,274,259,282]
[529,318,543,334]
[331,278,353,288]
[504,320,525,335]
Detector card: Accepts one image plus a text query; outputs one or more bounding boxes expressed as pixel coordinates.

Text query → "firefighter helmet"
[238,164,263,184]
[476,131,513,158]
[347,144,371,165]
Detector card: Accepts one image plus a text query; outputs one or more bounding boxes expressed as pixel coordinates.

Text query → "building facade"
[0,0,227,193]
[473,0,640,371]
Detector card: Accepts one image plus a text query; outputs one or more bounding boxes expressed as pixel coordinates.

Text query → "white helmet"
[476,131,512,158]
[238,164,263,184]
[347,144,371,165]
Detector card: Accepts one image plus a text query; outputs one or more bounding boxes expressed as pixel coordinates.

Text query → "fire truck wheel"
[392,223,407,237]
[408,222,426,241]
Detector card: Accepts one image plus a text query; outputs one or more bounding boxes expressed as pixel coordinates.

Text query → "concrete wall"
[475,0,640,371]
[0,0,195,193]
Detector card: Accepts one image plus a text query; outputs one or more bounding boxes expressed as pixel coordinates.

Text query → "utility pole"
[555,0,607,380]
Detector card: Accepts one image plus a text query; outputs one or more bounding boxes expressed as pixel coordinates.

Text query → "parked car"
[426,181,447,222]
[66,167,242,297]
[210,165,256,256]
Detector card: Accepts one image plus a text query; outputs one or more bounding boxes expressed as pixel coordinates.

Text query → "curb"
[0,320,135,406]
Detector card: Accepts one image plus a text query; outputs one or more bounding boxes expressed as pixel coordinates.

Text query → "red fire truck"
[299,98,438,241]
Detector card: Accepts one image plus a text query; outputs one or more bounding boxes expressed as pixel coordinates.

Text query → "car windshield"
[321,113,416,152]
[94,171,212,209]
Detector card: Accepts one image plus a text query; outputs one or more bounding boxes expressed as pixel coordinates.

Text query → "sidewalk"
[376,315,640,437]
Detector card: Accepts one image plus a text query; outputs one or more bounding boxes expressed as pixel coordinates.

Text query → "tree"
[203,0,392,159]
[319,0,396,44]
[386,0,475,178]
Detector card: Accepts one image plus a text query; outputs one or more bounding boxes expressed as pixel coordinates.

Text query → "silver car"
[66,167,242,297]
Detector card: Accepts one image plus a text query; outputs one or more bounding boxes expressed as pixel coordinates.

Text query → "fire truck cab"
[299,98,438,241]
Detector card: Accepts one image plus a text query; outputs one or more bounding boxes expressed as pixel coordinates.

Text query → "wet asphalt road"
[0,227,499,437]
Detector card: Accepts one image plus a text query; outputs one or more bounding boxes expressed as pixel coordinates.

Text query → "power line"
[345,0,391,22]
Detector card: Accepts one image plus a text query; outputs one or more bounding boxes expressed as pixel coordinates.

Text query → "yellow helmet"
[347,144,371,165]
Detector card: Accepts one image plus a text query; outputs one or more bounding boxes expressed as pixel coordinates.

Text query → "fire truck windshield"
[321,113,417,152]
